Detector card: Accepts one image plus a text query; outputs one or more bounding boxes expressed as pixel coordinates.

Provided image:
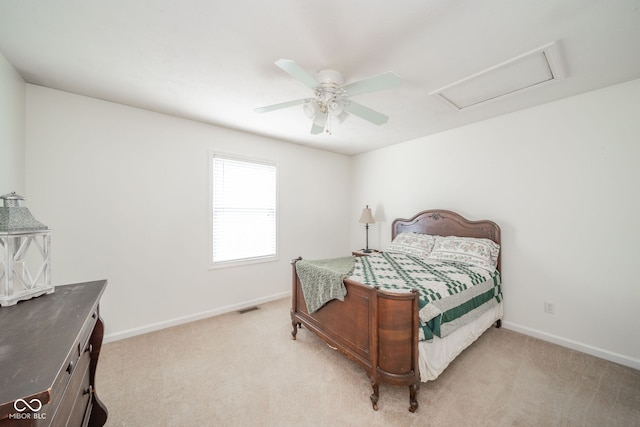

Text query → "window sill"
[209,255,279,270]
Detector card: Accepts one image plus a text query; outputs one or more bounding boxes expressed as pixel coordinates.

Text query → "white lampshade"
[358,205,375,224]
[303,101,319,119]
[327,98,344,115]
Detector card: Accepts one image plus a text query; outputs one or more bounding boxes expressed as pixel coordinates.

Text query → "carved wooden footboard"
[290,259,421,412]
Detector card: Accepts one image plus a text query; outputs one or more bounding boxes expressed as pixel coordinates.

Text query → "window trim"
[208,151,279,269]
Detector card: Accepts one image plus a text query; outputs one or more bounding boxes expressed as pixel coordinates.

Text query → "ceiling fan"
[255,59,401,135]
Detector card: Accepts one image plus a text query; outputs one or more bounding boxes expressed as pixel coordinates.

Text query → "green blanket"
[296,257,355,314]
[350,252,502,341]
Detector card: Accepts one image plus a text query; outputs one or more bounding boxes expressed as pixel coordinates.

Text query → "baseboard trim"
[104,300,639,371]
[104,291,291,343]
[502,321,640,371]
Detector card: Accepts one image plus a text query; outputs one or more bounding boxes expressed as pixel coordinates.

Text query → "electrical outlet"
[544,301,555,314]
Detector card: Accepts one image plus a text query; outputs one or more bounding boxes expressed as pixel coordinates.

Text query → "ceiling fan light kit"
[255,59,401,135]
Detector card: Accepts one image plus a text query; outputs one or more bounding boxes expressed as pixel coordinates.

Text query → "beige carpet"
[97,297,640,426]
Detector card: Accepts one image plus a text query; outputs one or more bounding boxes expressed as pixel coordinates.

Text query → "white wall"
[25,85,351,340]
[0,53,25,193]
[19,76,640,368]
[350,79,640,369]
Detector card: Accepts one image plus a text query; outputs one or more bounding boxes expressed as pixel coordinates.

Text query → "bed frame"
[290,209,501,412]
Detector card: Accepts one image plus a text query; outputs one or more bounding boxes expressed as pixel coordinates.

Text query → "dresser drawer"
[57,350,91,427]
[76,310,99,360]
[45,310,98,424]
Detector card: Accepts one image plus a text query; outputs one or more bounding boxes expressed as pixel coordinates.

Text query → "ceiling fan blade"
[275,59,318,89]
[344,101,389,125]
[342,72,401,96]
[254,98,311,113]
[310,112,327,134]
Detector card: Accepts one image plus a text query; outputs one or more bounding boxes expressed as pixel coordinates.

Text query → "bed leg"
[291,321,301,340]
[495,319,502,328]
[370,381,379,411]
[408,383,419,413]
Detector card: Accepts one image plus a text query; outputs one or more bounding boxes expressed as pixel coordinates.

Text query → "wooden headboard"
[392,209,501,271]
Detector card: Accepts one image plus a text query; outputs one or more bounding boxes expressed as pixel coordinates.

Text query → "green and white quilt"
[349,252,502,341]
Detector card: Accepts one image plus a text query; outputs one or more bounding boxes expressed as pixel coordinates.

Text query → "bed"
[290,209,502,412]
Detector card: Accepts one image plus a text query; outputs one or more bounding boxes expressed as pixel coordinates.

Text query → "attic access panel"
[431,42,565,110]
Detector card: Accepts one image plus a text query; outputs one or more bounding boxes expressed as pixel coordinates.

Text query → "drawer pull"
[66,360,75,374]
[83,386,92,396]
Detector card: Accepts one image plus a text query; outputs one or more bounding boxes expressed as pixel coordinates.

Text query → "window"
[211,153,277,267]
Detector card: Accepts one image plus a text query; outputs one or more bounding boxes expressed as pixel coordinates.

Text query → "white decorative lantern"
[0,192,53,306]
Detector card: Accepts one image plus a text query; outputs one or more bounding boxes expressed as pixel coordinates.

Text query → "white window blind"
[211,155,277,265]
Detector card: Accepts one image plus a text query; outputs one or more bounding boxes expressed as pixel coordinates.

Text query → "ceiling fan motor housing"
[313,70,347,114]
[314,69,344,86]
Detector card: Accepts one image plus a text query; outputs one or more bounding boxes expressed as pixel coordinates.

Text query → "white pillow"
[427,236,500,271]
[386,232,436,258]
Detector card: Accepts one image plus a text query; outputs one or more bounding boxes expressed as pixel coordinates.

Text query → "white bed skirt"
[419,301,503,382]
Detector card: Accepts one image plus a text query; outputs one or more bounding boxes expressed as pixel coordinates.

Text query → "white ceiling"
[1,1,639,155]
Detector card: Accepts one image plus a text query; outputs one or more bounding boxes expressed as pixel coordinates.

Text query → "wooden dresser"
[0,280,108,426]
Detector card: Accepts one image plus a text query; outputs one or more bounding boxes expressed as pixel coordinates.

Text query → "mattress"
[418,300,503,381]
